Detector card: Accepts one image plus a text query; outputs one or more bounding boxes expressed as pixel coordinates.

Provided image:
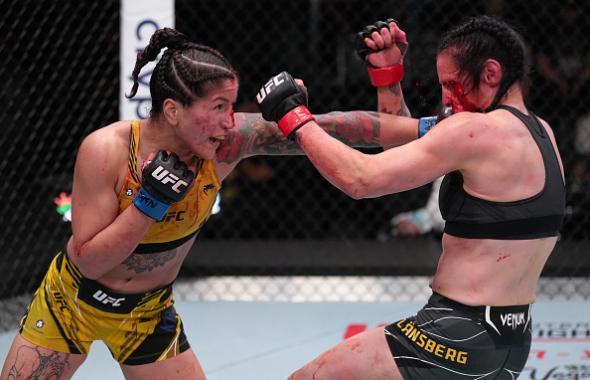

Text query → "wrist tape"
[277,105,315,139]
[418,116,438,138]
[133,187,170,221]
[367,64,404,87]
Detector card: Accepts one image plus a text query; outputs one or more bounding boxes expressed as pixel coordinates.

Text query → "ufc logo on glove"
[256,73,286,103]
[151,166,189,193]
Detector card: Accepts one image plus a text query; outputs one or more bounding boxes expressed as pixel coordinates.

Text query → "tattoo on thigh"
[123,250,177,274]
[8,346,70,380]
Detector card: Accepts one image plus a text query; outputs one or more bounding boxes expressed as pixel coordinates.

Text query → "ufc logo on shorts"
[256,74,285,103]
[92,290,125,307]
[151,166,189,193]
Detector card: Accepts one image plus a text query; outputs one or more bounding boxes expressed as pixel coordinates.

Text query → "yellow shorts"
[19,252,189,365]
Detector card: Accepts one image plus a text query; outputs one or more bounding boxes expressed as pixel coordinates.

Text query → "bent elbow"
[339,168,387,200]
[341,177,371,200]
[70,258,104,280]
[345,185,367,200]
[66,244,104,280]
[77,265,103,280]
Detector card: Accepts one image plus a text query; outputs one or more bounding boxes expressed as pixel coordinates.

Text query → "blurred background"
[1,0,589,329]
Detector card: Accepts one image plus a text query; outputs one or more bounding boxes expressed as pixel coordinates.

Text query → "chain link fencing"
[1,0,589,331]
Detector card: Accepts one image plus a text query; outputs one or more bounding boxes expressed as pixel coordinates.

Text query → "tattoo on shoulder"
[8,346,70,380]
[123,250,177,274]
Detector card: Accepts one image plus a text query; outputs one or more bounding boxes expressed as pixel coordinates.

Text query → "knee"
[287,366,309,380]
[287,360,351,380]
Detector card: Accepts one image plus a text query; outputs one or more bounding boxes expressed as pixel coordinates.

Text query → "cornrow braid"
[126,28,188,99]
[126,27,238,117]
[438,16,529,111]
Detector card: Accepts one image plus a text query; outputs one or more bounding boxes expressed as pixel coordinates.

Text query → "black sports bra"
[439,106,565,239]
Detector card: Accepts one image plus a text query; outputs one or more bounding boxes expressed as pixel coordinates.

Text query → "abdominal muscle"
[69,236,196,294]
[430,234,557,306]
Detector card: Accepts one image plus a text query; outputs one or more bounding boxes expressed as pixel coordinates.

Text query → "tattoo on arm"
[122,250,178,274]
[216,111,383,162]
[379,84,411,117]
[316,111,382,147]
[8,346,70,380]
[216,113,300,163]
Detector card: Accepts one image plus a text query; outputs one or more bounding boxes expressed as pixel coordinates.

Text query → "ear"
[162,98,180,126]
[481,59,503,87]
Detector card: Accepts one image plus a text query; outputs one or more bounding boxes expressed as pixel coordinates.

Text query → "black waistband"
[77,277,172,314]
[60,253,173,313]
[429,292,487,317]
[428,292,530,318]
[429,292,532,347]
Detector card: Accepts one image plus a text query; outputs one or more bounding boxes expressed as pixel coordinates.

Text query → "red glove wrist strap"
[277,106,315,138]
[367,64,404,87]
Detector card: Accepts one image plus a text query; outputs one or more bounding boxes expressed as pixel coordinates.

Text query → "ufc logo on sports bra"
[151,166,189,193]
[92,290,126,307]
[256,74,285,103]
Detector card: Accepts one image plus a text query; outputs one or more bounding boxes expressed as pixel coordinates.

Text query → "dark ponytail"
[127,27,238,117]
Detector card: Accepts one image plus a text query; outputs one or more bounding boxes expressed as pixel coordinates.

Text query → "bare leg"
[1,334,87,380]
[120,348,206,380]
[288,327,404,380]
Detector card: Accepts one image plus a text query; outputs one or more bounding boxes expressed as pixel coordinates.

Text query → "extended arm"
[256,71,487,199]
[215,110,418,165]
[216,20,422,168]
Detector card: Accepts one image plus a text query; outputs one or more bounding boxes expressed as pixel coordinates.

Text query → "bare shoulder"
[80,121,130,160]
[426,111,495,147]
[418,112,499,171]
[76,121,132,182]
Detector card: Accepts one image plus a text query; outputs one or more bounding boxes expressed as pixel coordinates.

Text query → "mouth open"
[210,136,225,144]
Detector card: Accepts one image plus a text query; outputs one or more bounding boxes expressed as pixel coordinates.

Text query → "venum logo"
[92,290,125,307]
[151,166,189,193]
[500,312,526,330]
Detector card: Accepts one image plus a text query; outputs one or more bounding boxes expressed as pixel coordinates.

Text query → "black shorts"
[384,292,531,379]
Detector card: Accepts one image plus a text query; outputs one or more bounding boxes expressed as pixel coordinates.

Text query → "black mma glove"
[256,71,315,139]
[355,18,405,87]
[133,150,195,220]
[356,18,398,62]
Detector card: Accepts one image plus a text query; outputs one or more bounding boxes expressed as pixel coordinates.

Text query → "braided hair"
[126,28,238,116]
[438,16,529,111]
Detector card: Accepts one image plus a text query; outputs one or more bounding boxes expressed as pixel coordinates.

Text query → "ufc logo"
[151,166,189,193]
[156,210,186,223]
[93,290,125,307]
[256,74,285,103]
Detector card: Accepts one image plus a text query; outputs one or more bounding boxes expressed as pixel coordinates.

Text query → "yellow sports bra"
[117,120,221,253]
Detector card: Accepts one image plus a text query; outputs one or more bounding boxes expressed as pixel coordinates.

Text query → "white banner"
[120,0,174,120]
